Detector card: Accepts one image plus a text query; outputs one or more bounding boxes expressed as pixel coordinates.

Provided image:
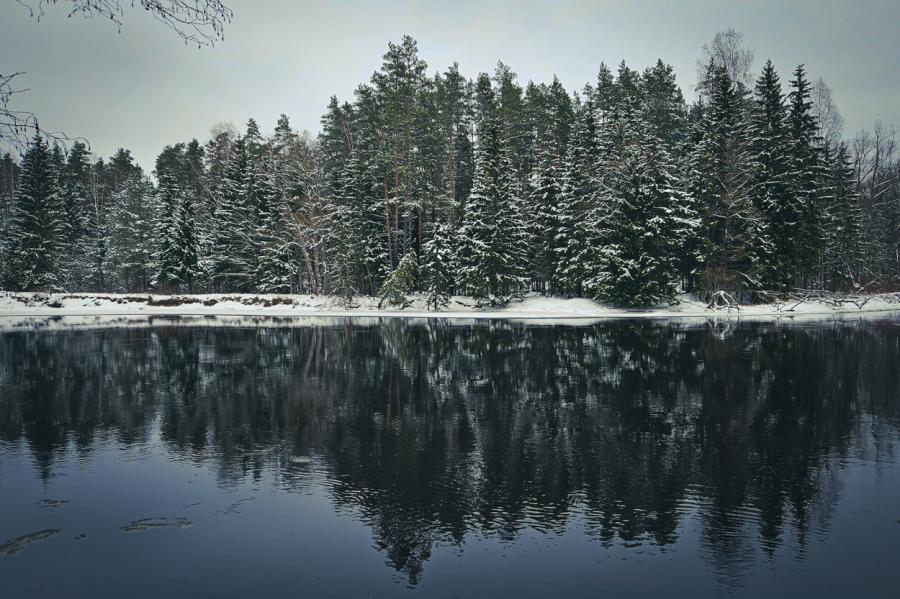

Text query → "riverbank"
[2,291,899,323]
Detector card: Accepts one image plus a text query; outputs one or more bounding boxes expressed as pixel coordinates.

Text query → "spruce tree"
[211,136,256,291]
[108,173,157,291]
[526,140,563,292]
[640,59,689,151]
[556,97,599,296]
[822,142,862,289]
[748,60,797,288]
[7,133,63,291]
[421,221,456,309]
[78,191,109,291]
[0,153,19,288]
[255,152,294,294]
[58,141,92,288]
[689,65,772,292]
[377,250,417,309]
[457,111,528,306]
[588,109,694,305]
[155,144,199,292]
[787,64,824,286]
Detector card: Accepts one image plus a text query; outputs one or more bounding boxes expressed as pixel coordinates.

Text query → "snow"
[1,291,899,331]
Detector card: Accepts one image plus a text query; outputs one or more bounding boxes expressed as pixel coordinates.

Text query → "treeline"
[2,34,899,306]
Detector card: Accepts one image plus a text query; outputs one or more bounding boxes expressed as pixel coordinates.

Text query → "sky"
[2,0,899,171]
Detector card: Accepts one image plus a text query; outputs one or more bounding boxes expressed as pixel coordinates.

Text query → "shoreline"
[2,292,900,328]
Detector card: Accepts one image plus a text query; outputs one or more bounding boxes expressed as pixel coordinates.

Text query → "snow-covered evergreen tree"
[377,249,417,309]
[211,136,256,291]
[748,60,797,288]
[108,173,157,291]
[787,64,824,286]
[7,134,63,291]
[0,153,18,288]
[255,150,294,294]
[689,65,772,292]
[587,104,696,305]
[421,221,456,309]
[555,97,599,296]
[78,188,109,291]
[457,110,528,306]
[822,142,862,289]
[155,144,199,292]
[526,140,563,292]
[57,141,92,288]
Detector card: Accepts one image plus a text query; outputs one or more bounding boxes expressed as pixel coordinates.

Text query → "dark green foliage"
[421,222,456,309]
[457,111,528,306]
[6,134,62,291]
[155,143,199,292]
[526,142,563,292]
[689,65,772,292]
[378,250,417,309]
[822,143,862,288]
[748,60,797,288]
[787,64,824,284]
[555,97,599,296]
[3,37,895,299]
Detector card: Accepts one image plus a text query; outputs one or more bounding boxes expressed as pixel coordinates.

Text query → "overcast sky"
[2,0,899,171]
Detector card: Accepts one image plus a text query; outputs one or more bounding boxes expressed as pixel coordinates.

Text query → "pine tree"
[7,134,63,291]
[421,221,456,309]
[436,63,474,222]
[456,111,528,306]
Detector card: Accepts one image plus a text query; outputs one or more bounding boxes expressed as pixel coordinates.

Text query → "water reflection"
[1,318,899,589]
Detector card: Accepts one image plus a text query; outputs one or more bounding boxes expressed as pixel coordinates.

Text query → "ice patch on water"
[0,529,61,556]
[120,517,192,532]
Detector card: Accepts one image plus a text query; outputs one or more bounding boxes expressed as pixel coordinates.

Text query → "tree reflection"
[1,318,898,584]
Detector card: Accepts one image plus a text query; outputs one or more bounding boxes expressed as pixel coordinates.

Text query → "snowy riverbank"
[2,291,900,325]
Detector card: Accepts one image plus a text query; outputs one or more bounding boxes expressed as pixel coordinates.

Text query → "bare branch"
[697,28,754,92]
[0,71,77,153]
[16,0,233,47]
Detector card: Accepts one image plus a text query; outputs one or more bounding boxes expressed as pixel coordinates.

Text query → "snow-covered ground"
[2,291,900,330]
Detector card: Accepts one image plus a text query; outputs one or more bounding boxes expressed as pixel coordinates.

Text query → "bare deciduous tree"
[812,77,844,146]
[697,28,754,91]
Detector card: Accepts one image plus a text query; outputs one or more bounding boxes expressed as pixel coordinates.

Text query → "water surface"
[1,317,899,598]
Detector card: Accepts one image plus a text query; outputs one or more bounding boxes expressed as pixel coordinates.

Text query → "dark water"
[1,317,899,598]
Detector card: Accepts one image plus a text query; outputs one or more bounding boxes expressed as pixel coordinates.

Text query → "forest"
[2,32,899,307]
